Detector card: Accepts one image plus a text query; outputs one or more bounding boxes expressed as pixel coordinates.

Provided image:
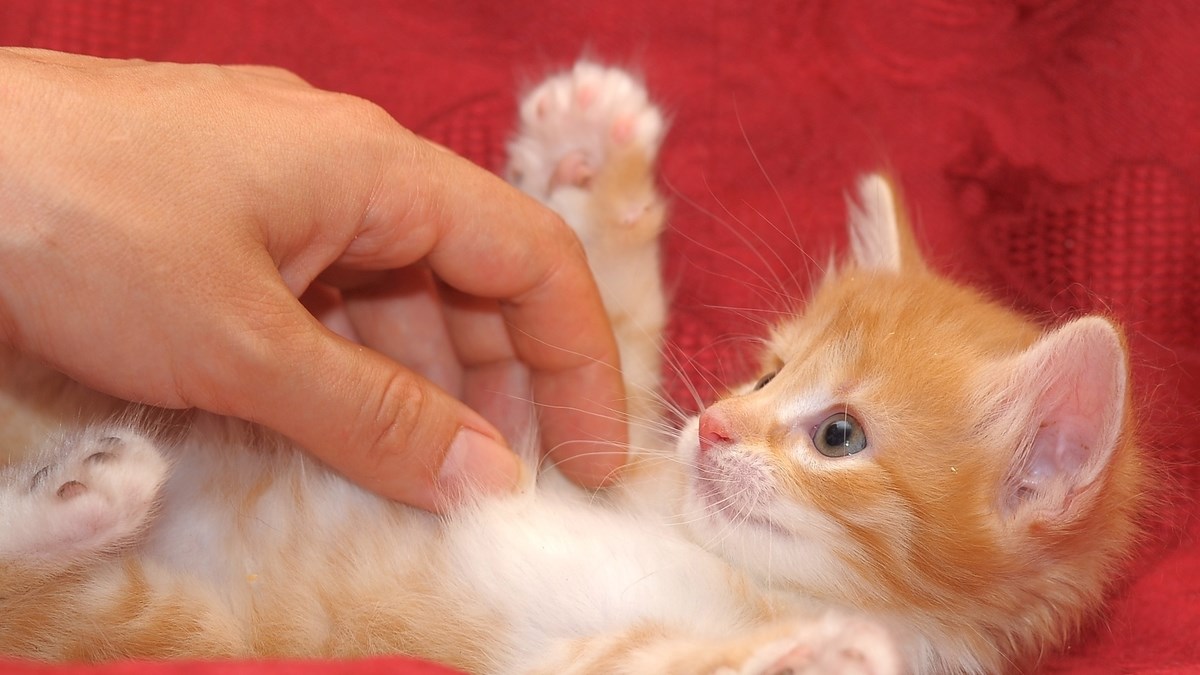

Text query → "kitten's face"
[674,176,1140,669]
[677,259,1136,626]
[677,267,1035,606]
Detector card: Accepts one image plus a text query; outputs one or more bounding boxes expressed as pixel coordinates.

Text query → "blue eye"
[813,413,867,457]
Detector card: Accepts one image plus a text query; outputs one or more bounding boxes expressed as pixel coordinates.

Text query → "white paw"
[507,61,665,199]
[728,614,901,675]
[0,427,167,562]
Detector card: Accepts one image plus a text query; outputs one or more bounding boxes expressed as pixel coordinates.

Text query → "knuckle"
[359,370,433,476]
[334,94,400,134]
[554,232,595,289]
[252,65,306,84]
[538,210,589,266]
[193,315,288,414]
[560,230,590,268]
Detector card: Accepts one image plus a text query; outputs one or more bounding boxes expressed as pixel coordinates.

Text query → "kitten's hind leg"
[728,614,900,675]
[0,427,167,565]
[531,613,900,675]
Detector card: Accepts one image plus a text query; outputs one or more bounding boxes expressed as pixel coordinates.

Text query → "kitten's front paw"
[0,428,167,562]
[724,614,901,675]
[507,61,665,199]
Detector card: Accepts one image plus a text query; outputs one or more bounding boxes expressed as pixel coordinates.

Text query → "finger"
[463,360,535,453]
[338,142,629,486]
[299,282,360,343]
[201,284,520,512]
[439,286,516,366]
[341,267,464,396]
[440,287,535,445]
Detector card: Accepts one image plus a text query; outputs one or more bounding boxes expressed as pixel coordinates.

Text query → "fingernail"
[437,428,522,502]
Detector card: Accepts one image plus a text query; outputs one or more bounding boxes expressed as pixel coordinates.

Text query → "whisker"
[661,178,792,308]
[697,176,792,297]
[731,98,822,277]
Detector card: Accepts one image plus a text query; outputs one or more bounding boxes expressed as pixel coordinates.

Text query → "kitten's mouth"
[693,452,788,536]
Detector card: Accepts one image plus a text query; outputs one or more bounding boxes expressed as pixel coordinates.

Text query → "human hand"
[0,47,628,511]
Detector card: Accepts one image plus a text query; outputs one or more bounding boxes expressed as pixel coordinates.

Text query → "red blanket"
[3,1,1198,672]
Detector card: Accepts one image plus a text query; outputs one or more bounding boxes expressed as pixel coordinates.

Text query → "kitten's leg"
[719,615,900,675]
[0,428,249,661]
[530,614,900,675]
[0,426,167,566]
[508,62,669,448]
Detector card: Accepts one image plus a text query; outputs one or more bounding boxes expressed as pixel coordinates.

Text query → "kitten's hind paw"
[508,61,665,199]
[0,428,167,563]
[726,614,901,675]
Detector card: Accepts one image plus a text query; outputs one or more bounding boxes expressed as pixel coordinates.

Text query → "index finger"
[340,135,628,486]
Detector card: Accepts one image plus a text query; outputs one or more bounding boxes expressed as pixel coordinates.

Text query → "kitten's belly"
[135,431,757,665]
[141,435,442,595]
[437,482,762,667]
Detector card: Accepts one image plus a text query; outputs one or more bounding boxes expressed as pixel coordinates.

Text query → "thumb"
[212,308,523,512]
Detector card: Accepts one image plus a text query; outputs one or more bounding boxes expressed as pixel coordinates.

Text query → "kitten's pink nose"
[698,407,735,454]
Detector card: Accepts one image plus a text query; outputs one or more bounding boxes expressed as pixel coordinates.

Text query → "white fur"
[438,488,756,672]
[0,427,166,564]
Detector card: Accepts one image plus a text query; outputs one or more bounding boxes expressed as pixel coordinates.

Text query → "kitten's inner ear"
[994,317,1128,519]
[845,174,921,272]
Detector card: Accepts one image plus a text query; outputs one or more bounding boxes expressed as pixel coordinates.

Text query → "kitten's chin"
[685,492,855,598]
[692,469,791,537]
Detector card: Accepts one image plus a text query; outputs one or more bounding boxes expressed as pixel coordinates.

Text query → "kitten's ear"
[990,317,1129,520]
[845,174,923,272]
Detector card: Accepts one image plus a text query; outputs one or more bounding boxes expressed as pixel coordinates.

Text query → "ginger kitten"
[0,62,1144,674]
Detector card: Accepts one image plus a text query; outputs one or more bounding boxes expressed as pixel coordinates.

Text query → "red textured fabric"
[2,1,1198,672]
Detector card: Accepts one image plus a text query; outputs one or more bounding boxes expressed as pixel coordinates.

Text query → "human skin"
[0,47,628,511]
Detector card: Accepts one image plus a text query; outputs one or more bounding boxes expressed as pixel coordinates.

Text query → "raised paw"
[504,61,668,410]
[0,428,167,563]
[507,60,665,199]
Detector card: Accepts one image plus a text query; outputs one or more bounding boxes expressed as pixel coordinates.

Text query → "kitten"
[0,62,1144,674]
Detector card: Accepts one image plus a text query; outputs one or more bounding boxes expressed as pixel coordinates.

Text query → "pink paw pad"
[764,643,814,674]
[550,150,595,190]
[611,116,636,145]
[575,85,597,108]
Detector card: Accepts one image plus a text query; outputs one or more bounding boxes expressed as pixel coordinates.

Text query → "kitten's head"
[679,176,1145,672]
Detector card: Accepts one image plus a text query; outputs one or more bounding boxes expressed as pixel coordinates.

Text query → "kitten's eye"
[813,413,867,457]
[753,371,777,391]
